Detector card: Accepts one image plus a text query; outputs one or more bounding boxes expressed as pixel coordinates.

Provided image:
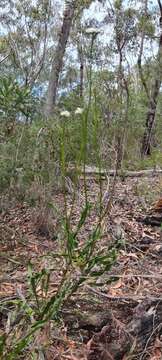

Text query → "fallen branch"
[68,165,162,179]
[85,285,162,303]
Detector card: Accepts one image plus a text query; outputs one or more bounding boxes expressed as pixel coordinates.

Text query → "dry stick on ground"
[68,166,162,178]
[87,273,162,280]
[85,285,162,303]
[0,53,11,65]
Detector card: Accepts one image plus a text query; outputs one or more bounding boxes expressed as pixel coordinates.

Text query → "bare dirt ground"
[1,175,162,359]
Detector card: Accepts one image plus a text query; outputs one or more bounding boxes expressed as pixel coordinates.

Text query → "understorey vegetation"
[1,0,162,359]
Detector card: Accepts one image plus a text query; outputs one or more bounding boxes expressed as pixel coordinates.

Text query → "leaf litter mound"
[1,175,162,359]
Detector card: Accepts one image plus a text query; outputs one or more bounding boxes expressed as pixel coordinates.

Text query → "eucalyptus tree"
[0,0,52,88]
[103,0,137,166]
[140,0,162,156]
[45,0,78,117]
[45,0,96,117]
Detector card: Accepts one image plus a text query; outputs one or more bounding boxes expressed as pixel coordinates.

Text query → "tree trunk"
[141,101,158,156]
[45,0,77,117]
[141,0,162,156]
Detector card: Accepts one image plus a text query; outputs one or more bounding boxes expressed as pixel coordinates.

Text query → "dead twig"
[85,285,162,303]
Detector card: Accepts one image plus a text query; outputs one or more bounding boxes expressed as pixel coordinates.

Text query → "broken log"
[68,165,162,179]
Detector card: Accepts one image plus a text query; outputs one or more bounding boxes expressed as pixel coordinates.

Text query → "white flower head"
[60,110,70,118]
[75,107,84,115]
[85,27,100,36]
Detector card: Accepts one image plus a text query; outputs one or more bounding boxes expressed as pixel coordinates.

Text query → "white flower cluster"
[60,110,70,118]
[75,107,84,115]
[85,27,100,36]
[60,107,84,118]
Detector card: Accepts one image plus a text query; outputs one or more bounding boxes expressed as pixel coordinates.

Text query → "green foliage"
[3,203,118,359]
[0,77,37,122]
[114,0,122,10]
[138,14,155,36]
[0,61,120,359]
[0,334,6,358]
[0,35,8,52]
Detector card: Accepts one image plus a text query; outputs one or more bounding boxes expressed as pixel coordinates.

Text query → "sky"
[0,0,159,74]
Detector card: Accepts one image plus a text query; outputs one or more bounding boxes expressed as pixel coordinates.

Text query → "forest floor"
[1,174,162,359]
